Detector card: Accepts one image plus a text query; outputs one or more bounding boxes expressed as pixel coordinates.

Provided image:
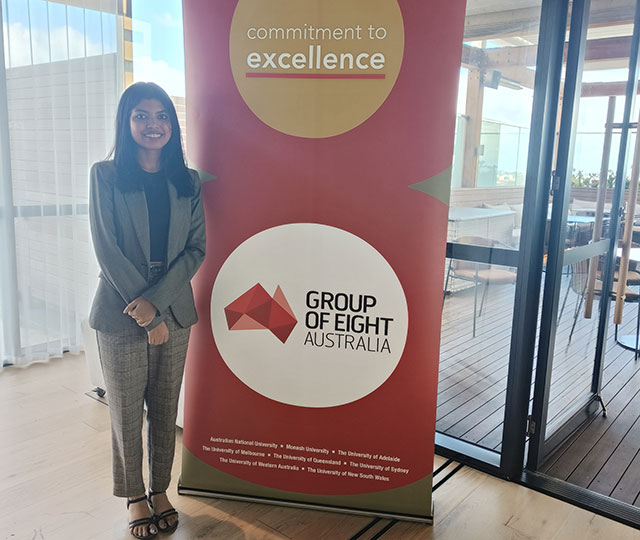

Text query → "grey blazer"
[88,160,206,333]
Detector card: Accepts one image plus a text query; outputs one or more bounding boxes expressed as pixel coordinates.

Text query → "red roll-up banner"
[180,0,465,521]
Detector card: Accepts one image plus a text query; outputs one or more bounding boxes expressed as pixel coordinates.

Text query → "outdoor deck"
[438,271,640,508]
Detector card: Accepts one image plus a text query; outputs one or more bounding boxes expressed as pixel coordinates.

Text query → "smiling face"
[129,98,172,156]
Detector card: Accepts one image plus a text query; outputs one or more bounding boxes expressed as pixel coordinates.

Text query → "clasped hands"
[123,297,169,345]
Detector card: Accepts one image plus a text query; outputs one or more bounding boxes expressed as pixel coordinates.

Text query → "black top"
[141,171,170,263]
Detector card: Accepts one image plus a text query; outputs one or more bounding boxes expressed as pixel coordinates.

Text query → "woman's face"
[129,98,172,153]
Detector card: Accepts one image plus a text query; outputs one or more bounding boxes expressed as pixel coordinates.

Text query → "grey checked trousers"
[97,314,190,497]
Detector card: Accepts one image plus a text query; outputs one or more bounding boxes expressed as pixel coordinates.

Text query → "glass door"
[527,0,640,469]
[437,0,545,472]
[438,0,640,524]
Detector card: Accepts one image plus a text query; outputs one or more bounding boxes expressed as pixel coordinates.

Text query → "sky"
[4,0,116,64]
[130,0,186,96]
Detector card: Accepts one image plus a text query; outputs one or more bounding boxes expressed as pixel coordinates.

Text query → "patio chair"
[613,240,640,285]
[560,258,640,359]
[443,236,517,337]
[559,239,640,326]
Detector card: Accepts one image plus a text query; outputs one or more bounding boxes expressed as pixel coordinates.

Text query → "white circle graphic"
[210,223,408,407]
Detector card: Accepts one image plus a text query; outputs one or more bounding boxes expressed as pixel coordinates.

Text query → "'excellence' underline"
[246,73,386,79]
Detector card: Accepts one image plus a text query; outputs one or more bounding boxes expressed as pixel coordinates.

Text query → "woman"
[89,82,205,538]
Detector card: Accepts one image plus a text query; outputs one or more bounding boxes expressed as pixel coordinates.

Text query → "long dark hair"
[111,82,194,197]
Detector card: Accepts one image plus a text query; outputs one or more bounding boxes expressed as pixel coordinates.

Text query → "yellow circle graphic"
[230,0,405,139]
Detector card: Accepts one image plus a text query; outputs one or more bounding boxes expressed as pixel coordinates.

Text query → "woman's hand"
[147,321,169,345]
[123,297,158,327]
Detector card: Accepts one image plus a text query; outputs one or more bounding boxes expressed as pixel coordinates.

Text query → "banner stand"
[178,444,436,521]
[180,0,465,523]
[177,486,433,524]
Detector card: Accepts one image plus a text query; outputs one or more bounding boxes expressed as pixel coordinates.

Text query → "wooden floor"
[541,322,640,506]
[2,354,639,539]
[439,273,640,509]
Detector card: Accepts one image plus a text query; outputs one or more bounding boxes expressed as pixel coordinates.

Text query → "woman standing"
[89,82,205,538]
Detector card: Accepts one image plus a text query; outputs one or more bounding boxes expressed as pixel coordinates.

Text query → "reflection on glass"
[478,120,529,188]
[448,14,539,250]
[547,261,601,438]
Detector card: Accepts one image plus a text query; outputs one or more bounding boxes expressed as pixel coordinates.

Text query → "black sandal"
[127,495,158,539]
[148,491,179,535]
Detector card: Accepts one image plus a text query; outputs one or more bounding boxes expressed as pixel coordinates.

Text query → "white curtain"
[0,0,187,369]
[0,0,122,367]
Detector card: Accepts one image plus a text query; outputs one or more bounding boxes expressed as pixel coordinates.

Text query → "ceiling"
[464,0,636,42]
